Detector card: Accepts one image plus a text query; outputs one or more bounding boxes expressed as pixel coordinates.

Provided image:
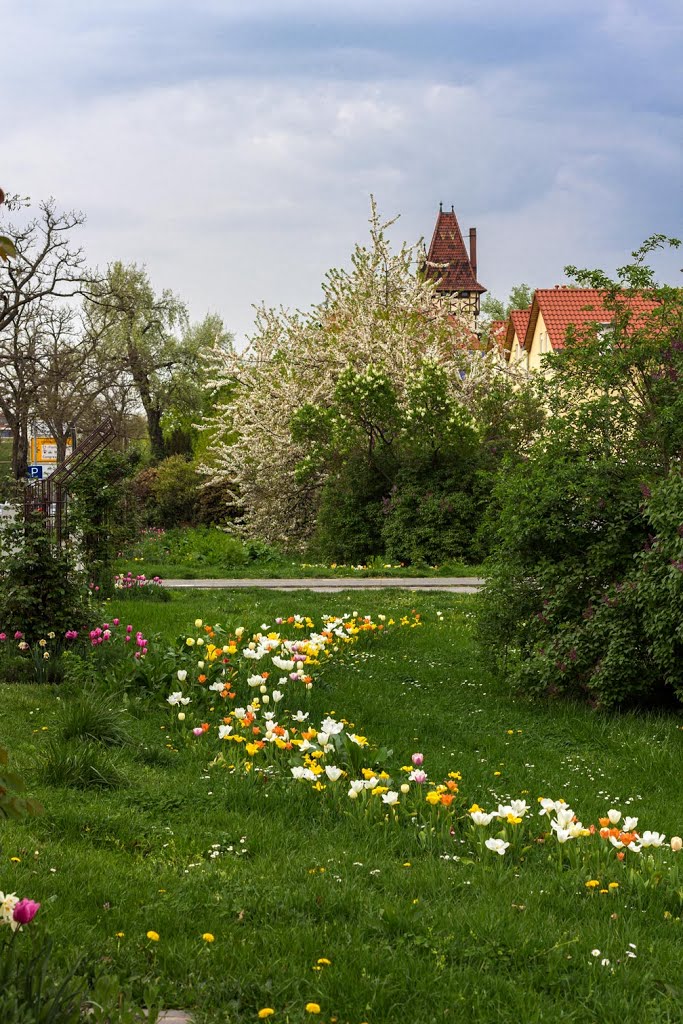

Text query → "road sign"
[27,465,43,479]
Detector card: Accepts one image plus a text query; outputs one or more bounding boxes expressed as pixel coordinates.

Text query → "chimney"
[469,228,477,280]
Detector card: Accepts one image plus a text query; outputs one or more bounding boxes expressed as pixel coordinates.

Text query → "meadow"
[1,589,681,1024]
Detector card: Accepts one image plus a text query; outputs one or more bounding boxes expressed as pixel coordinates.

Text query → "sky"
[3,0,682,344]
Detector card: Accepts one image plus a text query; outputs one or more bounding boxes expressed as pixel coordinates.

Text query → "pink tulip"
[113,618,120,626]
[0,633,6,641]
[410,769,428,783]
[192,727,203,736]
[14,631,23,640]
[411,753,424,766]
[13,898,40,925]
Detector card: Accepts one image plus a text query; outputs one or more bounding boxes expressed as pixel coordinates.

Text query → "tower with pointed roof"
[424,203,486,322]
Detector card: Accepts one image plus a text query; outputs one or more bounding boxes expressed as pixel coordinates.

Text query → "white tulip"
[484,838,510,855]
[607,809,621,825]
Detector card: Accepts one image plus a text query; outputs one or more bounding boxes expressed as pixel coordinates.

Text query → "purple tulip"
[13,898,40,925]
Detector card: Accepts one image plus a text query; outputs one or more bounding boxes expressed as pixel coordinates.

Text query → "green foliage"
[478,238,683,708]
[0,931,160,1024]
[39,739,128,790]
[69,449,139,597]
[0,518,91,642]
[481,282,533,322]
[296,360,530,564]
[0,746,43,821]
[58,690,133,747]
[148,456,200,528]
[0,931,85,1024]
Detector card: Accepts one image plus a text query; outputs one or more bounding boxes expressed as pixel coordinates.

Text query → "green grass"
[0,590,682,1023]
[115,526,483,580]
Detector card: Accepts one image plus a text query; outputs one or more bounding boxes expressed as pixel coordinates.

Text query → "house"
[424,204,486,323]
[503,309,531,366]
[499,288,659,371]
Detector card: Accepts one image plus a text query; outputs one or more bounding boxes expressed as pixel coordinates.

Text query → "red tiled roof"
[504,309,531,360]
[424,208,486,294]
[525,288,659,352]
[488,319,506,353]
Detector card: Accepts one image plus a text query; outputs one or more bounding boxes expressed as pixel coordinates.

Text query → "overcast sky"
[3,0,682,343]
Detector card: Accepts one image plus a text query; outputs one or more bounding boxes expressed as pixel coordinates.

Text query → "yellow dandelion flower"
[317,957,331,965]
[585,880,600,889]
[258,1010,275,1019]
[146,930,159,941]
[305,1004,321,1015]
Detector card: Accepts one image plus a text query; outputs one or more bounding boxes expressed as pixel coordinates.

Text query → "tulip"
[484,838,510,855]
[177,713,186,721]
[400,783,410,794]
[607,809,621,825]
[13,899,40,925]
[671,836,682,852]
[411,753,424,766]
[192,727,203,736]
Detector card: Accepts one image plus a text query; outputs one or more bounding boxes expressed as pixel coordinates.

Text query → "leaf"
[0,235,17,260]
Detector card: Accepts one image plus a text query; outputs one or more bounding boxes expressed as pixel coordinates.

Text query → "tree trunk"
[146,406,165,463]
[12,418,29,479]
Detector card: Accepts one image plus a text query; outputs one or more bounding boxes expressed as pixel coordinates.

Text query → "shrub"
[311,457,386,563]
[477,239,683,708]
[150,456,200,528]
[0,518,91,642]
[69,449,139,597]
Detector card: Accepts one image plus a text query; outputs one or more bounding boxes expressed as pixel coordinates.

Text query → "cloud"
[2,1,681,342]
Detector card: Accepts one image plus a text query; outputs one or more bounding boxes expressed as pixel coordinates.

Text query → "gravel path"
[162,577,483,593]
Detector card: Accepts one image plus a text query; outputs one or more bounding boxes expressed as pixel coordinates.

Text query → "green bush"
[149,456,200,528]
[477,240,683,709]
[0,518,91,642]
[69,449,140,597]
[311,457,386,563]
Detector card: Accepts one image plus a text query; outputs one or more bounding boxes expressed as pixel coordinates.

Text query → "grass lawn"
[114,526,483,580]
[1,589,682,1023]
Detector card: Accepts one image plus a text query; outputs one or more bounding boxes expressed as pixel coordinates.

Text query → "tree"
[481,283,533,323]
[202,199,511,547]
[86,262,188,463]
[0,198,88,476]
[477,236,683,708]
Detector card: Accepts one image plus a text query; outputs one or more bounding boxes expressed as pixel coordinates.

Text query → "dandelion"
[305,1004,321,1015]
[258,1010,275,1019]
[202,932,215,942]
[146,931,160,941]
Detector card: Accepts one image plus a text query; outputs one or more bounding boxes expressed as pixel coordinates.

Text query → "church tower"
[424,203,486,322]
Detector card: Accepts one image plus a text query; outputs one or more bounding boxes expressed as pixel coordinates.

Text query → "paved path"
[163,576,483,593]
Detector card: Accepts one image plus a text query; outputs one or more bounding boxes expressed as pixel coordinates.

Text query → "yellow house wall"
[527,310,554,372]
